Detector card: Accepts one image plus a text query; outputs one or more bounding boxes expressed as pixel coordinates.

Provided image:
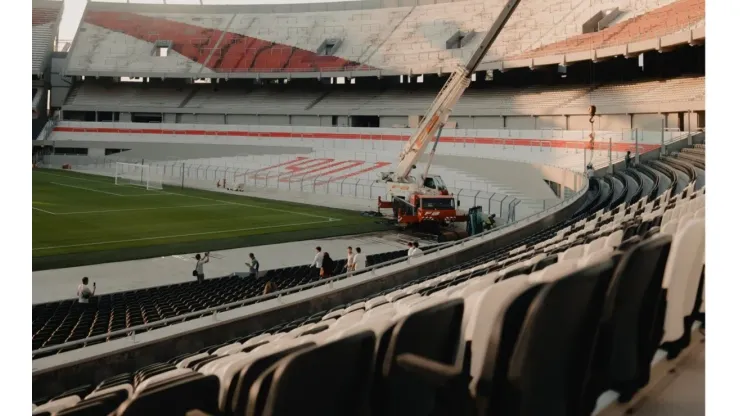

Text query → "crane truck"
[377,0,522,228]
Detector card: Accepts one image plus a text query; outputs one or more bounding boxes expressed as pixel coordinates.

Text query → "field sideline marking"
[51,182,134,197]
[54,202,234,215]
[32,207,57,215]
[36,170,117,184]
[36,170,338,221]
[32,218,340,251]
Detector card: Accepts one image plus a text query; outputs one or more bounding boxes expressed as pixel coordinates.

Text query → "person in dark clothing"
[320,252,334,278]
[625,151,632,169]
[247,253,259,279]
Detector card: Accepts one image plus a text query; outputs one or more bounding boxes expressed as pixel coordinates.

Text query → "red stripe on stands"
[52,127,660,153]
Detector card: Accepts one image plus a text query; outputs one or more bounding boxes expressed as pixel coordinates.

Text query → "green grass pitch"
[32,169,389,270]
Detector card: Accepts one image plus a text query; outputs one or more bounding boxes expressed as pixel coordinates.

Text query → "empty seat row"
[32,245,438,356]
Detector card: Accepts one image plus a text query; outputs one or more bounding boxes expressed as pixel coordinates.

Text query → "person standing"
[346,246,355,273]
[407,242,415,258]
[320,252,335,279]
[77,277,96,304]
[625,151,632,169]
[353,247,366,271]
[194,252,210,283]
[312,246,324,277]
[247,253,260,279]
[412,241,423,257]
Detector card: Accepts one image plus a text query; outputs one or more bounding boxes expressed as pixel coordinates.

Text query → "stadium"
[31,0,706,415]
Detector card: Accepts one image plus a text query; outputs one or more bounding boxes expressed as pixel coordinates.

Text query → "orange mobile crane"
[377,0,522,228]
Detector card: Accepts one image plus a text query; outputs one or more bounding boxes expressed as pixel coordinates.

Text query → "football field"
[32,169,388,270]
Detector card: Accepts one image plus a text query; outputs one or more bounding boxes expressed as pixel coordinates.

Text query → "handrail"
[648,160,678,196]
[622,169,643,206]
[32,174,589,356]
[635,164,659,202]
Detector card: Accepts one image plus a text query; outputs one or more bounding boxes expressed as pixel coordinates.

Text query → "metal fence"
[45,156,531,221]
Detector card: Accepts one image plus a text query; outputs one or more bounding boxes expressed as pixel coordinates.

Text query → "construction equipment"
[377,0,522,226]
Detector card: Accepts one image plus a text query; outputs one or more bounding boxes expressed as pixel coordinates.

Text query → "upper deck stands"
[512,0,705,60]
[63,76,705,116]
[32,0,63,76]
[64,0,704,78]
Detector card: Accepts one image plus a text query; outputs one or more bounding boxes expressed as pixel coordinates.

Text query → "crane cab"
[421,175,449,195]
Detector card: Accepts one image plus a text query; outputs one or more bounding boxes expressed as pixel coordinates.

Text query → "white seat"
[136,368,193,393]
[33,396,81,415]
[386,290,410,302]
[362,302,396,319]
[677,213,694,230]
[466,275,533,394]
[243,333,273,348]
[365,296,389,310]
[322,309,345,321]
[206,353,255,411]
[86,383,133,401]
[661,219,705,343]
[583,237,607,256]
[558,244,584,262]
[213,342,243,356]
[333,309,365,329]
[344,302,366,314]
[530,259,578,283]
[456,273,499,298]
[660,220,679,236]
[177,352,210,369]
[579,247,614,267]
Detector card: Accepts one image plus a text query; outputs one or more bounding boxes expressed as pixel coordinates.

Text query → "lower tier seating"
[32,245,440,356]
[32,145,706,415]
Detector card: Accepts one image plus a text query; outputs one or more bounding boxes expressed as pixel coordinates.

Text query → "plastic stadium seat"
[117,373,220,416]
[249,331,376,416]
[660,219,705,357]
[229,344,314,416]
[56,390,128,416]
[372,298,464,416]
[480,258,617,416]
[581,235,672,413]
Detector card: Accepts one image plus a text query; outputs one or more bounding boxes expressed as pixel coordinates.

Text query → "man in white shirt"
[353,247,366,271]
[407,242,415,258]
[312,246,324,276]
[194,252,210,283]
[411,241,423,257]
[77,277,95,304]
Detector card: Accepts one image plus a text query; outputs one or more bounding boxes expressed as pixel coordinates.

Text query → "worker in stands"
[77,277,96,305]
[312,246,324,277]
[247,253,259,279]
[346,246,355,274]
[412,241,423,257]
[353,247,366,271]
[193,252,210,283]
[320,252,335,279]
[625,151,633,169]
